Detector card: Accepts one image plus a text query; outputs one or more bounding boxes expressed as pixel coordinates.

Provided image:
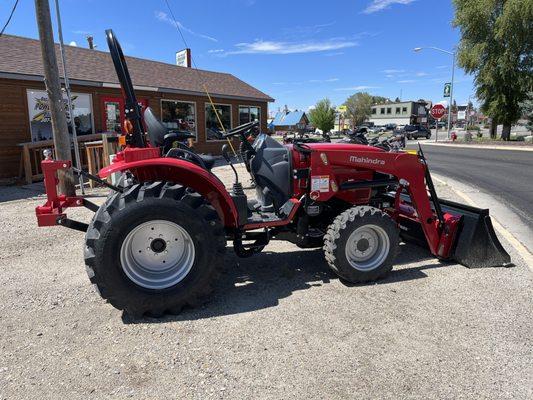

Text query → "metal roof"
[271,111,307,126]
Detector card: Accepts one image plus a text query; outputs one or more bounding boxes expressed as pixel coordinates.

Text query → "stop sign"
[430,104,446,120]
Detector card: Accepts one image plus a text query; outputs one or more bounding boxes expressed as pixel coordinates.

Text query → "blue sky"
[1,0,474,113]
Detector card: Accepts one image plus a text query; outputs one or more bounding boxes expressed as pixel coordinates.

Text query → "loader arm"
[311,149,451,257]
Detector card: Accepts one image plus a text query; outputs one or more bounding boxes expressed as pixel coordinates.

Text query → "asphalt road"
[407,143,533,228]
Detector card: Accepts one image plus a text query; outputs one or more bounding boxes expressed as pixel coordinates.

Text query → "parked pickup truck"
[402,124,431,140]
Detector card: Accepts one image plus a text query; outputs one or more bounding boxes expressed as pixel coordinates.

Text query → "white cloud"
[208,49,224,53]
[72,30,91,35]
[363,0,416,14]
[436,65,448,69]
[222,39,357,55]
[68,41,78,47]
[281,21,337,38]
[415,71,428,76]
[155,11,217,42]
[397,79,416,83]
[382,69,405,74]
[309,78,339,83]
[323,51,345,57]
[334,86,379,91]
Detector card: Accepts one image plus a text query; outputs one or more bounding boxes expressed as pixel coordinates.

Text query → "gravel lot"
[0,164,531,399]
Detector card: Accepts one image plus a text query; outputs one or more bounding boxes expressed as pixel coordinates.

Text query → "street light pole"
[446,51,456,139]
[413,46,456,139]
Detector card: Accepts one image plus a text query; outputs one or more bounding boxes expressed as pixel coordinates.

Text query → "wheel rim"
[119,220,195,290]
[345,224,390,271]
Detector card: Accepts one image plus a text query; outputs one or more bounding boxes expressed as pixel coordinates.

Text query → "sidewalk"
[433,172,533,268]
[419,140,533,151]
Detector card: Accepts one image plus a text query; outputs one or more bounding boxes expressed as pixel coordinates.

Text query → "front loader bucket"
[438,199,512,268]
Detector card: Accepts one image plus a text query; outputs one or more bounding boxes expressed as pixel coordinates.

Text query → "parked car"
[429,121,447,129]
[403,124,431,140]
[354,126,375,135]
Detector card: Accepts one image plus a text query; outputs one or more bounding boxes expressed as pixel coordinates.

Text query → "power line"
[163,0,199,70]
[162,0,237,155]
[0,0,19,37]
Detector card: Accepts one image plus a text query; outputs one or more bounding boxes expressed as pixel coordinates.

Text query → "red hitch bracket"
[35,159,87,228]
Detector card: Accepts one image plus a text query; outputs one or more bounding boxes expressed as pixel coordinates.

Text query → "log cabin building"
[0,34,273,182]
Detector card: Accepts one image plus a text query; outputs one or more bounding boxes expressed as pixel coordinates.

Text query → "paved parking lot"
[0,165,531,399]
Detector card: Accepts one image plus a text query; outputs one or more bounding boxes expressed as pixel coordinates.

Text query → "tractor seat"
[165,148,216,171]
[164,130,196,142]
[198,154,216,170]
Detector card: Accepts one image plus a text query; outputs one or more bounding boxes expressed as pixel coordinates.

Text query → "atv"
[341,130,406,151]
[35,30,510,317]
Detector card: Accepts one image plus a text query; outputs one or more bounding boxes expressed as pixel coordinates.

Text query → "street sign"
[430,104,446,120]
[443,82,451,97]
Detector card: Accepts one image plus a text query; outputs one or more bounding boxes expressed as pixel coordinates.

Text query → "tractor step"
[243,199,300,230]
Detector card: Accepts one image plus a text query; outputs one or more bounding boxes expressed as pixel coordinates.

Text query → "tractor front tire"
[84,182,226,317]
[323,206,399,283]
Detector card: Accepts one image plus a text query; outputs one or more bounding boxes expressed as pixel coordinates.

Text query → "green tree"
[453,0,533,140]
[371,95,390,104]
[519,91,533,132]
[344,92,373,128]
[308,98,336,133]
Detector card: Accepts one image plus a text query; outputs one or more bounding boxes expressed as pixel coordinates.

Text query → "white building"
[368,101,428,126]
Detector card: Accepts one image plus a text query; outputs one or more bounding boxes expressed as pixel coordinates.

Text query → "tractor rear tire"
[84,182,226,317]
[323,206,399,283]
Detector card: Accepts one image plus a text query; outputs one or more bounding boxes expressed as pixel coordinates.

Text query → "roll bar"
[105,29,146,148]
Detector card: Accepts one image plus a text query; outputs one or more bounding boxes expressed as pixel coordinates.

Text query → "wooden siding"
[0,78,268,180]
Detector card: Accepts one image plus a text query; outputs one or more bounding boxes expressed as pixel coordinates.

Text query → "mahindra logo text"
[349,156,385,165]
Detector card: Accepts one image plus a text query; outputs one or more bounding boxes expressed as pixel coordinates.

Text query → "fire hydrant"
[451,131,457,141]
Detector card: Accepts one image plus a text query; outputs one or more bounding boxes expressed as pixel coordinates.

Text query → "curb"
[432,174,533,270]
[418,142,533,152]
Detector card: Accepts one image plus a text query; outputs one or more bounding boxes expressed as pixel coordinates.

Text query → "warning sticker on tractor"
[311,175,330,192]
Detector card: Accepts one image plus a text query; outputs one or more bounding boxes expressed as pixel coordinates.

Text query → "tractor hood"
[303,142,384,153]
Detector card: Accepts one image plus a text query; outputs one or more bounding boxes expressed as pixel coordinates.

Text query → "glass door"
[101,97,148,133]
[102,96,124,133]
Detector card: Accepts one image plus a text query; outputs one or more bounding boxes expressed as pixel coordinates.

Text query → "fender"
[99,157,239,227]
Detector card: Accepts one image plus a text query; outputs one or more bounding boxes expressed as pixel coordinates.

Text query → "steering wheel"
[222,120,259,138]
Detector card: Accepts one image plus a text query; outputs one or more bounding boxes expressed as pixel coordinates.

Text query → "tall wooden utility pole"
[34,0,75,195]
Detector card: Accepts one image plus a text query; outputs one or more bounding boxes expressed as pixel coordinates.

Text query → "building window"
[27,89,93,142]
[205,103,231,141]
[380,107,385,114]
[239,106,260,126]
[161,100,197,139]
[396,107,401,114]
[402,107,407,114]
[371,108,376,115]
[386,107,392,114]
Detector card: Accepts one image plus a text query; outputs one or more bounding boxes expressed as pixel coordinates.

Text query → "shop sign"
[26,90,93,141]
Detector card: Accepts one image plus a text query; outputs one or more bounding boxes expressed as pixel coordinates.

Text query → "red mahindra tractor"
[36,31,510,317]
